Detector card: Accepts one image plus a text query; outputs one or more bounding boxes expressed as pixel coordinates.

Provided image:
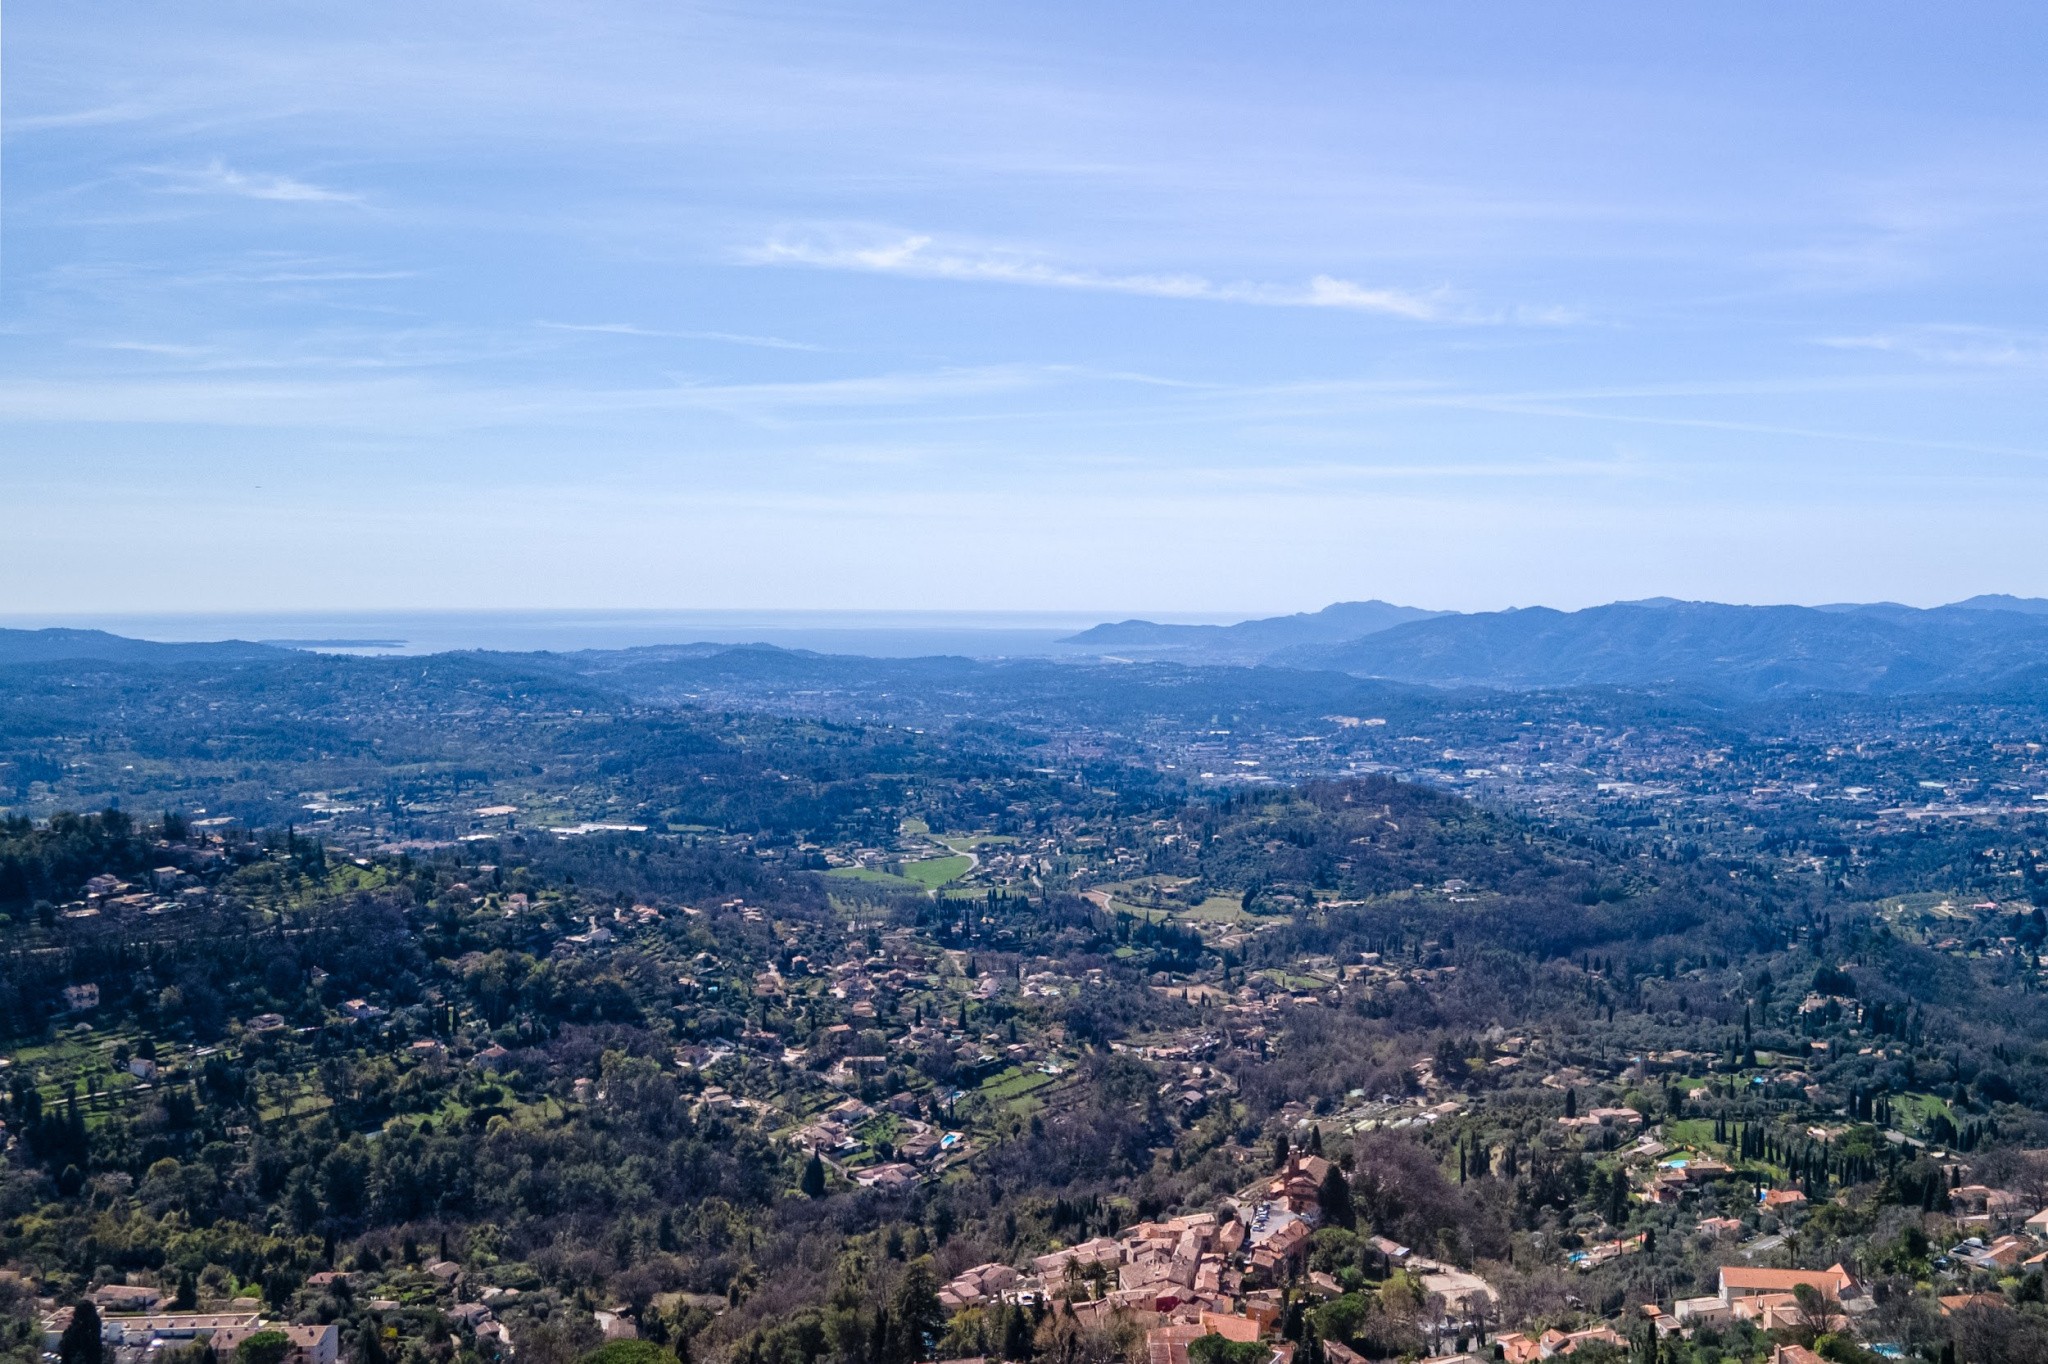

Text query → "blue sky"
[6,2,2048,614]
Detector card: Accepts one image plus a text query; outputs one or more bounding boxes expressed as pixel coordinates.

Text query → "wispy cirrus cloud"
[0,363,1064,431]
[745,232,1466,321]
[147,158,362,204]
[1818,324,2048,368]
[9,103,162,133]
[537,321,823,352]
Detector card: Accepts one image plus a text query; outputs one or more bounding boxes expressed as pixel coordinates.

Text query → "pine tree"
[890,1262,944,1364]
[801,1153,827,1199]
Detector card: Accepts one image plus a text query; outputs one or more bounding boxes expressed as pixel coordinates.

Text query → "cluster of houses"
[916,1138,2048,1364]
[787,1092,973,1192]
[1672,1264,1863,1334]
[924,1152,1518,1364]
[42,1294,338,1364]
[934,1156,1342,1325]
[44,1264,559,1364]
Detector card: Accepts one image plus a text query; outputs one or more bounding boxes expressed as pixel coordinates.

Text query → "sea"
[0,608,1234,659]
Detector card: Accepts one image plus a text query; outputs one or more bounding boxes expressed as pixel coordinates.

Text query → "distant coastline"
[0,608,1240,659]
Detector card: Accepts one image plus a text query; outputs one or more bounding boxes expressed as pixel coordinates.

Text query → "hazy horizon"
[7,592,2048,660]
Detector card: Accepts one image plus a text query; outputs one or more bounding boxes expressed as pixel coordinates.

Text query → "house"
[1146,1325,1205,1364]
[63,984,99,1011]
[1637,1305,1680,1340]
[211,1323,339,1364]
[91,1284,162,1311]
[1034,1237,1123,1279]
[1956,1235,2032,1271]
[69,1312,263,1352]
[1265,1152,1331,1213]
[1759,1188,1808,1212]
[1717,1264,1853,1304]
[1729,1293,1820,1332]
[1198,1314,1262,1344]
[938,1264,1018,1310]
[1145,1317,1274,1364]
[853,1162,918,1190]
[1536,1325,1627,1356]
[1951,1185,2027,1228]
[1672,1297,1730,1326]
[1247,1218,1311,1279]
[1771,1347,1827,1364]
[1644,1171,1689,1205]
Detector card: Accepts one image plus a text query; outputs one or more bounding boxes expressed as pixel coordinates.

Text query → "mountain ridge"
[1282,600,2048,698]
[0,628,284,667]
[1059,599,1445,659]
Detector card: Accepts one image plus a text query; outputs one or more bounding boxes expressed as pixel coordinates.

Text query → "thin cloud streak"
[0,365,1063,430]
[8,103,162,133]
[537,322,823,351]
[146,158,363,204]
[1818,325,2048,369]
[746,233,1466,321]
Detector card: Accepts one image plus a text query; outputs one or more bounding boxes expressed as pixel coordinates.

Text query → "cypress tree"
[59,1303,101,1364]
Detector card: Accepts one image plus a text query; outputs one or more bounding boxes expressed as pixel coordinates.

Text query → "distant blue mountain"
[1060,600,1446,660]
[22,593,2048,699]
[1282,600,2048,698]
[1948,593,2048,615]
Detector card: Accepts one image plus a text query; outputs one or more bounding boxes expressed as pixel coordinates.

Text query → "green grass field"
[826,854,971,892]
[1096,877,1248,925]
[1661,1118,1726,1153]
[901,855,972,887]
[981,1067,1055,1101]
[827,867,926,890]
[1892,1091,1956,1135]
[1182,894,1251,923]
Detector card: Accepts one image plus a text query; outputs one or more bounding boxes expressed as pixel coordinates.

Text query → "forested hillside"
[0,642,2046,1364]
